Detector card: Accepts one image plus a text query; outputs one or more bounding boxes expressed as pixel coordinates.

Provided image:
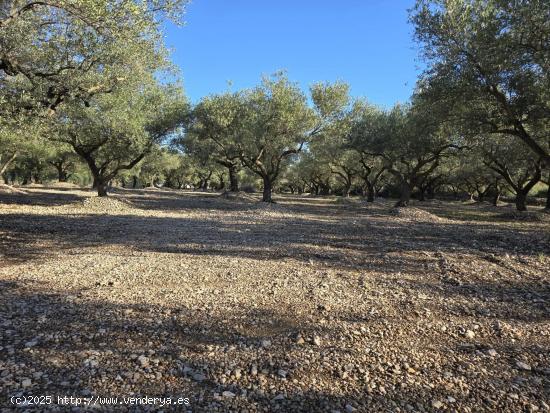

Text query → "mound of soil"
[250,201,291,217]
[77,196,135,213]
[220,191,257,202]
[48,182,80,189]
[0,184,27,195]
[389,206,447,222]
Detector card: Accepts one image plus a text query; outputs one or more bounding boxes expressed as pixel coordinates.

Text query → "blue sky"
[164,0,422,107]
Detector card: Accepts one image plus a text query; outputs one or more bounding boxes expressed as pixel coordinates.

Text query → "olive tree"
[351,102,457,207]
[0,0,187,116]
[481,136,542,211]
[56,83,186,196]
[181,92,244,192]
[411,0,550,166]
[236,74,349,202]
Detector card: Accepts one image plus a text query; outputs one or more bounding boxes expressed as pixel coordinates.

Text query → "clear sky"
[164,0,422,107]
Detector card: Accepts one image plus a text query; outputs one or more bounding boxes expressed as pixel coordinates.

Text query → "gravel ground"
[0,188,549,412]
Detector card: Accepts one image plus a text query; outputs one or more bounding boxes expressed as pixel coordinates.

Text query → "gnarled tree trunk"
[262,175,273,202]
[365,181,375,202]
[515,191,528,212]
[228,165,239,192]
[395,181,412,207]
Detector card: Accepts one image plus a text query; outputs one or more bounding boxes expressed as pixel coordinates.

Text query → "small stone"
[21,379,32,388]
[447,396,456,403]
[515,361,531,371]
[345,404,356,412]
[261,339,271,348]
[137,355,149,367]
[192,373,206,382]
[313,336,322,346]
[222,391,235,398]
[464,330,475,339]
[487,349,498,357]
[277,369,287,378]
[232,369,242,379]
[250,366,258,376]
[432,400,444,409]
[273,394,285,401]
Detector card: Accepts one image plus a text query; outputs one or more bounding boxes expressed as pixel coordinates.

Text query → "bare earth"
[0,188,549,412]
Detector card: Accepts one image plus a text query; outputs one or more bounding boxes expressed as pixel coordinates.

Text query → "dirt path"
[1,189,549,412]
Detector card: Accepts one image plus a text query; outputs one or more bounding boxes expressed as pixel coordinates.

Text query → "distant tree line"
[1,0,548,211]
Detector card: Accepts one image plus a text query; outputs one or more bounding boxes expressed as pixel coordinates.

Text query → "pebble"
[432,400,444,409]
[261,339,271,348]
[21,379,32,388]
[345,404,356,412]
[313,336,322,346]
[487,349,498,357]
[192,373,206,382]
[222,391,235,398]
[137,355,149,368]
[515,361,531,371]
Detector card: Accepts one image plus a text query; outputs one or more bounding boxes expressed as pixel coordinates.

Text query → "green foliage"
[0,0,187,116]
[54,81,187,195]
[411,0,550,164]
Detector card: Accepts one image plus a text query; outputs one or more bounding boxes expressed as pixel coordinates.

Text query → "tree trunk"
[342,182,351,197]
[418,187,426,201]
[515,191,527,211]
[395,181,412,207]
[228,166,239,192]
[319,184,330,196]
[0,152,17,176]
[57,166,68,182]
[365,181,375,202]
[546,184,550,210]
[97,181,108,197]
[132,176,138,188]
[262,176,273,202]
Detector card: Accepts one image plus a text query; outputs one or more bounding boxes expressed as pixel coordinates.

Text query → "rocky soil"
[0,188,549,412]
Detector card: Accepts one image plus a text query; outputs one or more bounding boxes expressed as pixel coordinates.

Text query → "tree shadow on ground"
[0,200,547,268]
[0,279,378,412]
[2,279,548,412]
[0,190,85,207]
